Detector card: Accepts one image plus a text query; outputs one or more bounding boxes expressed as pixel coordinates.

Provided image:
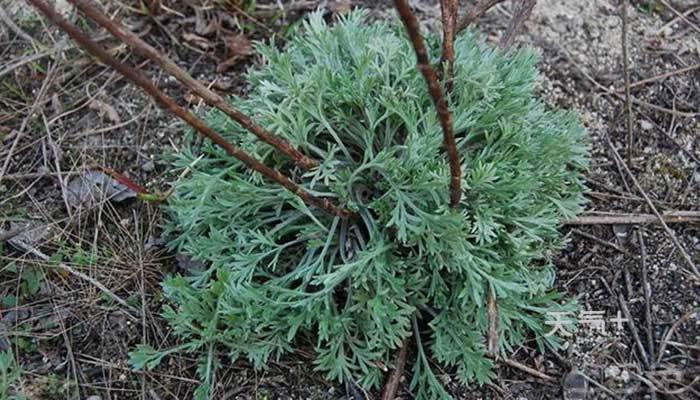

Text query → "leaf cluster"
[132,11,587,398]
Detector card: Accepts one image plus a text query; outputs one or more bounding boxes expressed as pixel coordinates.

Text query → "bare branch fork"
[457,0,505,34]
[25,0,352,219]
[456,0,537,42]
[66,0,317,171]
[499,0,536,49]
[394,0,462,208]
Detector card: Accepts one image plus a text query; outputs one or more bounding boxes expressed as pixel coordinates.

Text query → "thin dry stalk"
[616,63,700,92]
[486,285,499,355]
[68,0,318,171]
[618,294,651,369]
[27,0,352,219]
[504,358,555,381]
[636,231,655,364]
[571,228,630,255]
[393,0,462,207]
[556,43,698,118]
[605,136,699,279]
[564,211,700,225]
[657,0,700,35]
[456,0,505,34]
[0,62,57,185]
[381,339,409,400]
[620,0,634,166]
[655,311,694,367]
[499,0,536,49]
[440,0,458,93]
[0,5,36,43]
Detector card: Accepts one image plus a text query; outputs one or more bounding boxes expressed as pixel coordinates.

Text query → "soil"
[1,0,698,399]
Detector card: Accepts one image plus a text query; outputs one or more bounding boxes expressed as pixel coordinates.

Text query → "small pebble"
[142,160,155,172]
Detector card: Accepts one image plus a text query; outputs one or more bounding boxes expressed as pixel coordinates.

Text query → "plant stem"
[68,0,318,171]
[394,0,462,208]
[26,0,352,218]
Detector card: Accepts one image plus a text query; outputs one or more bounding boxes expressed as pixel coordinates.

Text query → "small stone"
[141,160,155,172]
[619,370,630,383]
[640,120,653,131]
[563,369,588,400]
[604,365,621,379]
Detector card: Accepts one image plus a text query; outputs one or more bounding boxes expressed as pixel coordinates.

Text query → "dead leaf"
[217,33,252,72]
[225,33,252,58]
[183,32,214,50]
[184,92,203,105]
[88,99,120,123]
[8,220,51,247]
[331,1,353,16]
[194,7,219,36]
[65,170,137,209]
[211,80,233,91]
[175,253,206,274]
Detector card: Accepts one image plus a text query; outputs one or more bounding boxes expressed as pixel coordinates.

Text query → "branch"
[564,211,700,225]
[620,0,634,166]
[456,0,505,35]
[26,0,352,219]
[440,0,458,93]
[68,0,318,171]
[381,339,409,400]
[499,0,536,49]
[393,0,462,208]
[486,285,499,356]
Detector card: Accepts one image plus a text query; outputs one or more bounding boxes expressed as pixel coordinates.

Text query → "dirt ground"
[0,0,698,399]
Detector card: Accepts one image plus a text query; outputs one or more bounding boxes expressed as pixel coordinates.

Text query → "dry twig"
[456,0,505,34]
[620,0,634,166]
[381,339,409,400]
[657,0,700,35]
[605,136,699,279]
[618,294,651,369]
[503,358,555,381]
[393,0,462,207]
[440,0,458,93]
[486,285,499,355]
[564,211,700,225]
[571,229,630,255]
[615,63,700,92]
[67,0,318,171]
[27,0,352,219]
[636,231,655,366]
[499,0,536,49]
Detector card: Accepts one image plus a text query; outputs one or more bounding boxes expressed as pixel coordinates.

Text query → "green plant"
[0,349,24,400]
[132,11,587,398]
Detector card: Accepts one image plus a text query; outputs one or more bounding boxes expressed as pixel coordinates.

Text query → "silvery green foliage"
[131,11,587,399]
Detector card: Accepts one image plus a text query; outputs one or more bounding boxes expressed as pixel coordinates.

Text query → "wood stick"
[620,0,634,166]
[618,294,651,369]
[26,0,352,219]
[456,0,506,34]
[381,339,409,400]
[499,0,536,49]
[67,0,318,171]
[394,0,462,208]
[440,0,458,93]
[636,231,656,365]
[564,211,700,225]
